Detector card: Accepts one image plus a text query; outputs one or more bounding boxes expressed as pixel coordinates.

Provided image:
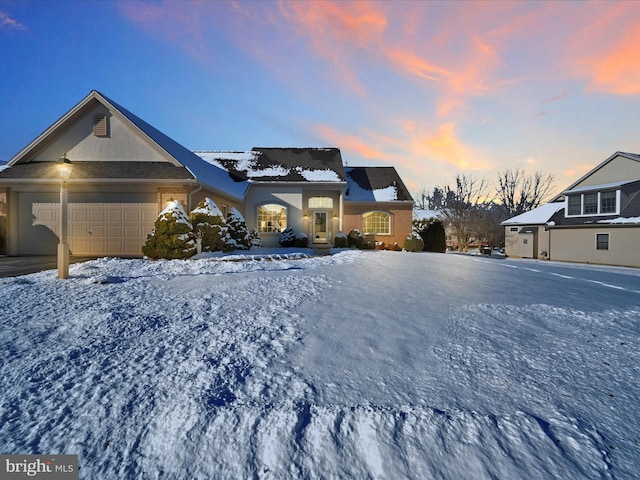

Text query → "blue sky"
[2,0,640,194]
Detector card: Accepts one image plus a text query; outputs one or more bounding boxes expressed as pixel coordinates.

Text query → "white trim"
[565,189,620,218]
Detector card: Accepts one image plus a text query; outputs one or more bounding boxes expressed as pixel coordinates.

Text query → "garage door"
[31,202,157,256]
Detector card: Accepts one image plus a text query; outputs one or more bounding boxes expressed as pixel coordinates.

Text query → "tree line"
[415,169,555,251]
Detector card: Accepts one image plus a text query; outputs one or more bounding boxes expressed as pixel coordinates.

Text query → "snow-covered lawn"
[1,250,639,479]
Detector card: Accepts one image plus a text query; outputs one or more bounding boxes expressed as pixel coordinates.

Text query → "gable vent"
[93,115,109,137]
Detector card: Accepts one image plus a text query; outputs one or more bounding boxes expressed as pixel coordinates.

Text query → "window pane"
[308,197,333,209]
[596,233,609,250]
[257,204,287,232]
[363,211,390,234]
[567,195,581,215]
[600,191,616,213]
[584,193,598,214]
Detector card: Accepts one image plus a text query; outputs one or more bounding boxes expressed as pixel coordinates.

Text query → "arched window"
[308,196,333,209]
[257,204,287,233]
[362,211,390,235]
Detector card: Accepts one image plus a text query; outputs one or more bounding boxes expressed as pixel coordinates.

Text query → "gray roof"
[99,92,248,198]
[0,161,193,180]
[196,148,346,183]
[344,167,413,202]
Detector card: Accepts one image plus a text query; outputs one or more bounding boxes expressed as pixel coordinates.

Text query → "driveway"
[0,255,99,278]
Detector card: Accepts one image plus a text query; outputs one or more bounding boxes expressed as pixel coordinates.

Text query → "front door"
[313,211,328,243]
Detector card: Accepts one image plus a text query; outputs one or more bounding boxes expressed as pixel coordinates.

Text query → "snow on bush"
[294,232,308,248]
[227,207,251,250]
[279,226,296,247]
[403,231,425,252]
[142,200,196,259]
[334,231,348,248]
[189,198,233,253]
[347,229,363,249]
[249,229,262,248]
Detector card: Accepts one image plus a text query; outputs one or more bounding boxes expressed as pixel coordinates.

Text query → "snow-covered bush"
[249,229,262,248]
[279,227,296,247]
[189,198,232,253]
[334,231,348,248]
[403,232,425,252]
[227,207,251,250]
[294,232,308,248]
[413,218,446,253]
[142,200,196,259]
[348,229,363,249]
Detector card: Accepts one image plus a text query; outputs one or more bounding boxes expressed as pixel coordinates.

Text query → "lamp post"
[57,154,72,279]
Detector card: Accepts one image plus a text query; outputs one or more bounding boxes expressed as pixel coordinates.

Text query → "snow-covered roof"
[563,180,636,195]
[598,216,640,224]
[344,167,413,202]
[413,209,443,221]
[502,202,565,225]
[196,148,345,183]
[100,93,248,199]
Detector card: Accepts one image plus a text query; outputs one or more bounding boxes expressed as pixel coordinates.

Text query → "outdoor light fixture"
[57,153,72,279]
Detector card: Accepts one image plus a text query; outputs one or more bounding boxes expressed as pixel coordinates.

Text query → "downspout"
[339,193,344,232]
[188,180,203,211]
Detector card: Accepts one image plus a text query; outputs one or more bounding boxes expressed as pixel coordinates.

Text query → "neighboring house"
[0,90,413,256]
[503,151,640,267]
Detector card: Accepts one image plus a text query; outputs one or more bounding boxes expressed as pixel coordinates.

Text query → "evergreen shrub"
[348,229,363,249]
[334,232,348,248]
[413,218,446,253]
[294,232,308,248]
[227,208,251,250]
[189,198,232,252]
[279,227,296,247]
[403,232,425,252]
[142,200,196,259]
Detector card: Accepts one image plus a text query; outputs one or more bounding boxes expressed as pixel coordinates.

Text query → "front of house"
[503,152,640,267]
[0,91,413,256]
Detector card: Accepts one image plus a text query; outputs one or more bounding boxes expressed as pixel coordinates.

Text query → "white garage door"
[32,202,157,256]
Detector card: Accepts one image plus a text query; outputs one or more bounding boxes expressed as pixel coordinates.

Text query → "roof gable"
[196,148,346,183]
[554,151,640,200]
[344,167,413,202]
[5,90,247,199]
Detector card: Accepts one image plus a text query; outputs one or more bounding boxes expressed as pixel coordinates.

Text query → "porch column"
[339,193,344,232]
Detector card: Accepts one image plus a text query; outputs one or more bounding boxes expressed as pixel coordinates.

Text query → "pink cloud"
[0,11,26,31]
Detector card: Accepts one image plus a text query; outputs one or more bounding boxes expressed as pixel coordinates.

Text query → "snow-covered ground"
[1,250,639,479]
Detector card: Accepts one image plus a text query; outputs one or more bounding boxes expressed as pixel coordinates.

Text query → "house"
[0,90,413,256]
[503,151,640,267]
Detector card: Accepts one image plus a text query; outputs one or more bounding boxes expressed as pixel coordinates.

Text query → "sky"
[1,0,640,195]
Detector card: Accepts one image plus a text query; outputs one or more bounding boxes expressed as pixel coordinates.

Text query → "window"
[567,195,581,216]
[510,227,518,232]
[308,197,333,209]
[596,233,609,250]
[600,191,616,213]
[584,193,598,214]
[257,204,287,232]
[363,211,390,235]
[566,190,619,216]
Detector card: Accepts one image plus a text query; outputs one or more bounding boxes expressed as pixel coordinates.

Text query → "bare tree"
[441,174,490,252]
[497,168,555,219]
[413,186,446,210]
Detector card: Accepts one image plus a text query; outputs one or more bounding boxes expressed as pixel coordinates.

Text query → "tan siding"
[572,156,640,188]
[550,226,640,267]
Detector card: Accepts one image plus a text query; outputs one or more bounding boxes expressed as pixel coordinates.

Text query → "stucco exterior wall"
[549,226,640,268]
[32,104,170,163]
